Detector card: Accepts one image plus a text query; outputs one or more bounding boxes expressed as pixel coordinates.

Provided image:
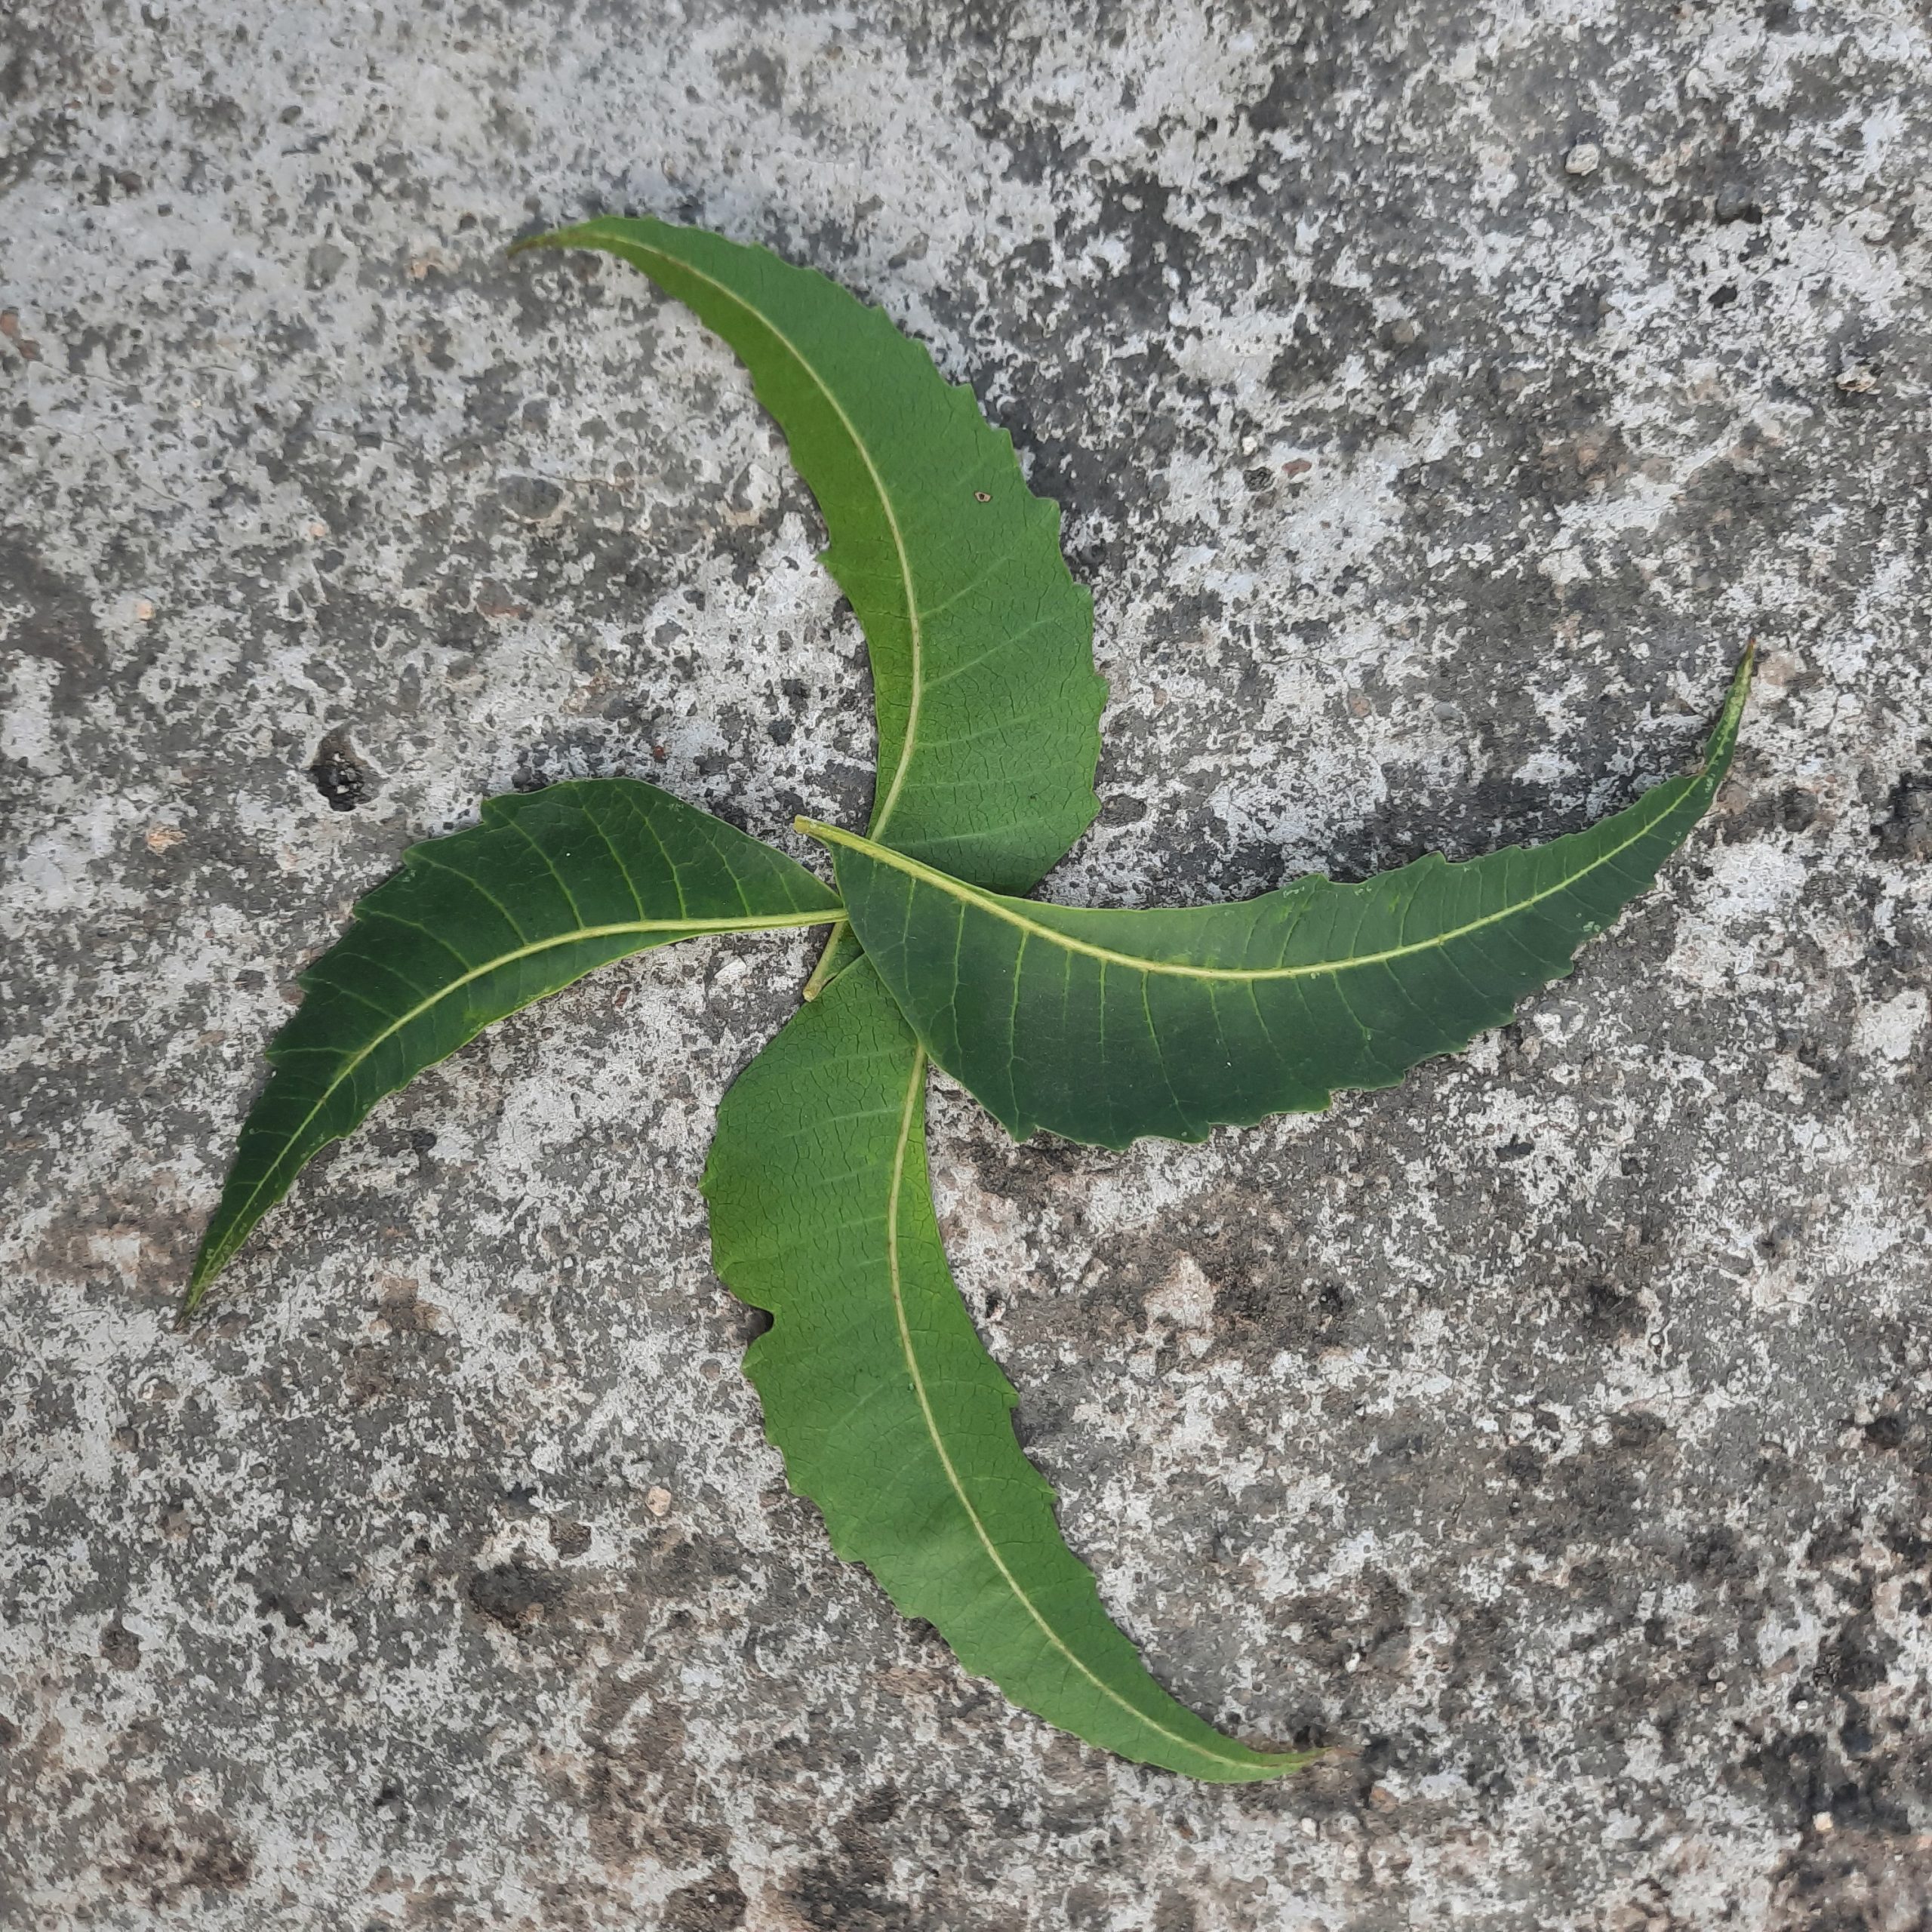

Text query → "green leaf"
[186,780,841,1309]
[514,217,1106,896]
[703,953,1312,1782]
[807,655,1753,1149]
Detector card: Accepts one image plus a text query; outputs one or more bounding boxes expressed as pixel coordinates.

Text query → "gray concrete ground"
[4,2,1930,1926]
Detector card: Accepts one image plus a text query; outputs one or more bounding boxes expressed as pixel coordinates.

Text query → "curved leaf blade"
[515,216,1107,895]
[809,656,1752,1149]
[703,955,1311,1782]
[187,780,841,1307]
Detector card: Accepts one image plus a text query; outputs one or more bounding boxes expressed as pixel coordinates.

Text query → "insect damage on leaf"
[186,780,840,1309]
[804,652,1754,1149]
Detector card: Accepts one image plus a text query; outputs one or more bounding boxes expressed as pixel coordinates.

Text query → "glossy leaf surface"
[186,781,841,1306]
[811,657,1752,1149]
[515,216,1106,895]
[703,953,1310,1782]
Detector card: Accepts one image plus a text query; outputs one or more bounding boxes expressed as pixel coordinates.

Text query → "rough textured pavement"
[5,4,1930,1927]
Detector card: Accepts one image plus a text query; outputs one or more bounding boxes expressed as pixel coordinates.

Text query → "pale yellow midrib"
[806,790,1690,985]
[211,909,838,1258]
[628,244,925,844]
[882,1048,1260,1773]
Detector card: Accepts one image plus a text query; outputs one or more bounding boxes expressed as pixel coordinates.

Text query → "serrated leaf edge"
[520,220,992,853]
[798,649,1752,991]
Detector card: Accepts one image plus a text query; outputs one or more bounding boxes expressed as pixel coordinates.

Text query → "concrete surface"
[4,2,1929,1926]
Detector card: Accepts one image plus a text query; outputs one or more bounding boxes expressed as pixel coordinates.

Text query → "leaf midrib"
[882,1044,1277,1776]
[801,786,1697,986]
[195,908,840,1283]
[610,236,928,844]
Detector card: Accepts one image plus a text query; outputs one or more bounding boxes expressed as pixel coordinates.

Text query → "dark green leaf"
[703,953,1312,1782]
[186,780,840,1307]
[808,656,1752,1149]
[515,217,1106,895]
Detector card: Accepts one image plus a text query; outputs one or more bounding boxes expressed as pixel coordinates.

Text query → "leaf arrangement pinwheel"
[186,217,1752,1783]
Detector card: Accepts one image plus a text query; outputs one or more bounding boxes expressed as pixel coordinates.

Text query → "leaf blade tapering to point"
[186,780,841,1307]
[516,216,1107,895]
[810,655,1752,1149]
[703,955,1312,1782]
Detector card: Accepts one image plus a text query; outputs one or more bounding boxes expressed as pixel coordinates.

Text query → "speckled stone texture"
[3,2,1928,1926]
